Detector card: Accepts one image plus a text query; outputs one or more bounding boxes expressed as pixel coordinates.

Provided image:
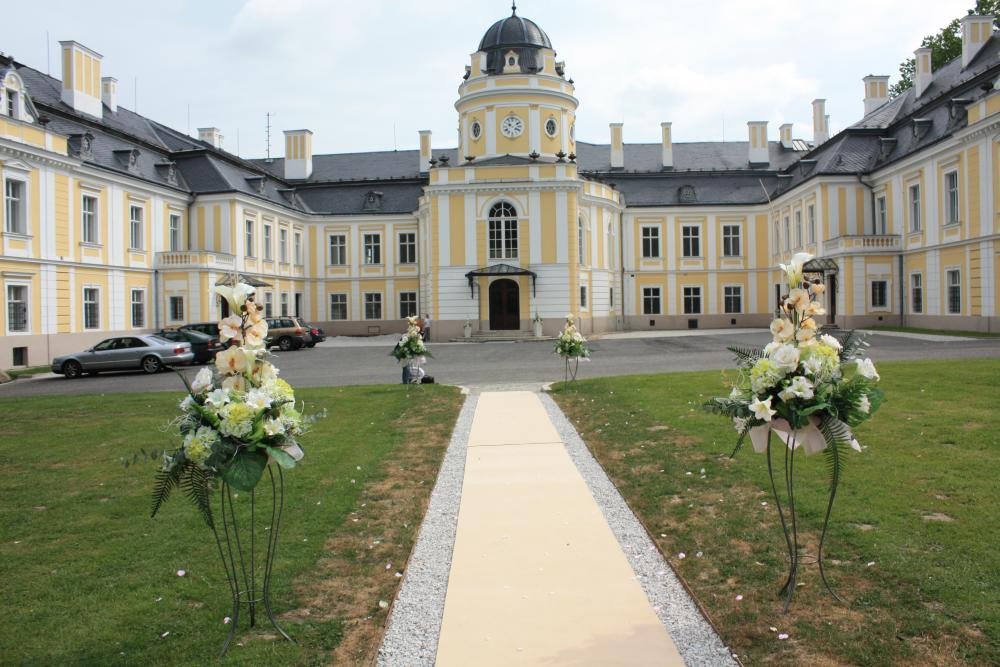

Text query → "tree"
[889,1,1000,97]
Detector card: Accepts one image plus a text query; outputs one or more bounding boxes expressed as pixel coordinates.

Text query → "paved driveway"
[3,330,999,398]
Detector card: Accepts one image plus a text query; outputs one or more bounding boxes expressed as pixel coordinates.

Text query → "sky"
[3,0,972,158]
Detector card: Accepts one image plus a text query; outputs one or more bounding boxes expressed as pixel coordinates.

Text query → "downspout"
[618,206,626,331]
[153,270,161,330]
[898,254,905,328]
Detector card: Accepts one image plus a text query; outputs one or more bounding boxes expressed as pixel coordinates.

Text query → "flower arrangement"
[704,252,884,609]
[391,315,432,361]
[555,314,590,381]
[151,282,313,526]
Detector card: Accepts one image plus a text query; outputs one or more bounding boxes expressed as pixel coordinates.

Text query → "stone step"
[450,330,552,343]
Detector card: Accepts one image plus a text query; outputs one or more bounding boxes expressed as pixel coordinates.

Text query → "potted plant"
[463,318,472,338]
[532,312,544,337]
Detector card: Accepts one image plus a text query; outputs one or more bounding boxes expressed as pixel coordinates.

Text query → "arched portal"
[488,278,520,330]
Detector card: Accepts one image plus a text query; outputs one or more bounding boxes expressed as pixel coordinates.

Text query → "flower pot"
[533,321,543,337]
[463,324,472,338]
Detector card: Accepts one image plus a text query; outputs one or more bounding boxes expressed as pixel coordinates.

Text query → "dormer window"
[5,89,16,118]
[363,190,384,212]
[502,50,520,73]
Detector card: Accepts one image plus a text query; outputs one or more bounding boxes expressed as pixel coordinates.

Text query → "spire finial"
[511,2,517,15]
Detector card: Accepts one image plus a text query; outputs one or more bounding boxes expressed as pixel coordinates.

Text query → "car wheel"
[63,360,83,379]
[306,343,315,348]
[278,336,294,351]
[141,355,163,374]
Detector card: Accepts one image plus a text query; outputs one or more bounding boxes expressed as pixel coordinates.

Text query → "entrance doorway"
[488,279,520,330]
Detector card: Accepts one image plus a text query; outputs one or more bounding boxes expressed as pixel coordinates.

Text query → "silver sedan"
[51,335,194,378]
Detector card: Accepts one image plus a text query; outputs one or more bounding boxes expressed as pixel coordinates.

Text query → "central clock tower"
[455,7,578,160]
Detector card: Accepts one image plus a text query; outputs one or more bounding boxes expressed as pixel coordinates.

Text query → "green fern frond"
[819,414,854,491]
[181,463,216,528]
[727,345,765,367]
[150,464,182,519]
[702,396,750,418]
[838,330,871,361]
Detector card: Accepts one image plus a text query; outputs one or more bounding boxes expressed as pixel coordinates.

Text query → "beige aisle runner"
[436,391,684,665]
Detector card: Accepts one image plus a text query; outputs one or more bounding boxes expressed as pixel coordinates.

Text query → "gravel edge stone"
[540,393,738,667]
[376,393,477,666]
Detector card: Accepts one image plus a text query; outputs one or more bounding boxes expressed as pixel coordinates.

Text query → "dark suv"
[265,316,313,351]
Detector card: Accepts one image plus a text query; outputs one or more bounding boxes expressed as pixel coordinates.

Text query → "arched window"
[488,201,518,260]
[578,218,586,265]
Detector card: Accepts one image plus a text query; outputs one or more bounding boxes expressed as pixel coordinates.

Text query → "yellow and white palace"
[2,10,999,367]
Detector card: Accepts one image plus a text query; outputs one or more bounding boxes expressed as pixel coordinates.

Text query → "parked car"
[179,322,219,337]
[265,316,312,351]
[156,329,222,364]
[300,322,326,347]
[51,335,194,378]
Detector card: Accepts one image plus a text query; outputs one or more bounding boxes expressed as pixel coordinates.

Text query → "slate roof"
[5,31,999,213]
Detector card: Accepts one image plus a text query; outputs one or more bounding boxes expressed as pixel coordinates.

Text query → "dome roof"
[478,9,552,52]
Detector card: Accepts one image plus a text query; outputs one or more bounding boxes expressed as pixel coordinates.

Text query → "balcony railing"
[155,251,236,269]
[822,234,901,254]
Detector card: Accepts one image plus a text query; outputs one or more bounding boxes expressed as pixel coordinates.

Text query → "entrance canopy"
[464,263,537,297]
[803,257,838,274]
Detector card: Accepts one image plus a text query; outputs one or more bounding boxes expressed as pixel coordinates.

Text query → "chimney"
[283,129,313,180]
[812,99,829,145]
[660,122,673,169]
[779,123,793,148]
[913,47,933,98]
[198,127,223,149]
[419,130,432,173]
[747,121,769,164]
[863,75,890,115]
[59,41,103,118]
[610,122,624,169]
[961,14,994,68]
[101,77,117,113]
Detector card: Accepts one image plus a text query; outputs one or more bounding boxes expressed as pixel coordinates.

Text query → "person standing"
[422,313,431,342]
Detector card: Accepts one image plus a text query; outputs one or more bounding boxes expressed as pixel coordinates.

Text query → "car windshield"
[93,339,115,351]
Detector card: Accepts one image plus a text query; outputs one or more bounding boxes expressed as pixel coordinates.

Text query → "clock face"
[501,115,524,138]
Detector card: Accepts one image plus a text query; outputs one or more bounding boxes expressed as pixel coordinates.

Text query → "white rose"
[205,388,230,408]
[244,388,272,411]
[191,367,214,394]
[770,344,801,373]
[820,334,841,351]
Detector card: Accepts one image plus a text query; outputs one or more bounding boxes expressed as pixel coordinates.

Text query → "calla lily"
[779,252,813,288]
[214,283,256,312]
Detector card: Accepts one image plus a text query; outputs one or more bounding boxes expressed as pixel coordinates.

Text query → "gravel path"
[376,392,477,666]
[541,393,737,666]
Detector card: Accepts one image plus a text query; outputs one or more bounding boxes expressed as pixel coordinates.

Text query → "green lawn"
[552,359,999,666]
[869,325,1000,338]
[0,384,463,666]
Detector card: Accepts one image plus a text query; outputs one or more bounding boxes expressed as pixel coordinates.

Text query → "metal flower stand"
[211,464,293,657]
[764,426,844,613]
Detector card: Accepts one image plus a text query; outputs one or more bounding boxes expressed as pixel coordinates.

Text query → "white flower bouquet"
[704,252,884,609]
[391,316,432,362]
[555,314,590,381]
[151,282,316,525]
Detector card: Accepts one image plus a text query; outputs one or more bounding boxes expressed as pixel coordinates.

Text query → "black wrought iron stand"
[564,356,580,382]
[211,464,294,657]
[764,424,844,612]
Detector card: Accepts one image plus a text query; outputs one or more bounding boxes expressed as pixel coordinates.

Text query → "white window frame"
[294,231,302,265]
[398,232,417,264]
[280,292,289,316]
[874,195,887,235]
[782,216,790,251]
[807,204,816,244]
[168,295,185,322]
[910,272,923,314]
[264,292,273,318]
[363,292,383,320]
[81,193,100,245]
[794,210,803,248]
[908,184,921,232]
[130,288,145,328]
[870,279,889,311]
[329,293,348,320]
[399,291,417,318]
[487,202,518,260]
[723,284,742,314]
[944,170,959,225]
[578,219,586,265]
[5,281,30,334]
[3,176,28,236]
[245,219,255,257]
[329,234,347,265]
[128,203,144,250]
[642,286,661,315]
[683,285,702,314]
[263,223,273,260]
[279,227,288,263]
[722,224,741,257]
[363,233,382,265]
[168,212,182,251]
[641,225,660,259]
[579,284,588,310]
[946,268,961,314]
[83,286,101,330]
[681,225,701,258]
